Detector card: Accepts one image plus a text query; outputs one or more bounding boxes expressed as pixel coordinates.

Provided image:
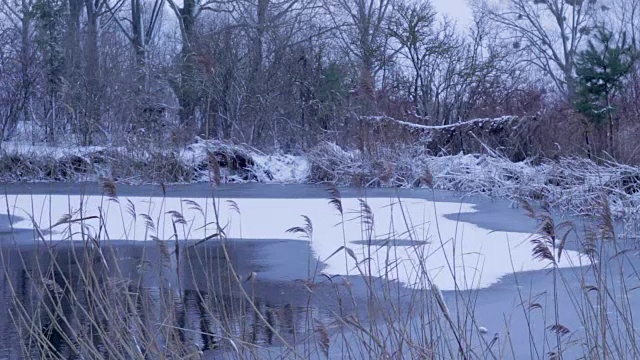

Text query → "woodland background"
[0,0,638,163]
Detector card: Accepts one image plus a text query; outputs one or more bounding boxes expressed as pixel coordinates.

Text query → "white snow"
[361,115,518,130]
[3,134,639,238]
[0,141,104,159]
[178,137,310,183]
[2,194,586,291]
[251,154,310,183]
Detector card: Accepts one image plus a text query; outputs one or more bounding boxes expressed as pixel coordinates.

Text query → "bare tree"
[229,0,326,146]
[0,0,37,141]
[610,0,639,42]
[165,0,235,130]
[105,0,165,92]
[387,0,439,118]
[474,0,599,99]
[79,0,106,145]
[328,0,393,106]
[388,3,521,125]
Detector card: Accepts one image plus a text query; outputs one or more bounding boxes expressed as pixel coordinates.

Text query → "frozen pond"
[2,183,637,359]
[3,192,585,291]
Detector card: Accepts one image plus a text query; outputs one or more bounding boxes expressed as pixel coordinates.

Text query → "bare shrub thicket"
[2,0,637,164]
[0,140,274,184]
[308,140,640,236]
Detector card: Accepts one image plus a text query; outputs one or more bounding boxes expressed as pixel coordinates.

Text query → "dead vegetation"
[1,183,639,359]
[0,140,269,184]
[309,141,640,237]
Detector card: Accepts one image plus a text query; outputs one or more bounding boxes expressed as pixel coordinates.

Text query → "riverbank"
[2,138,640,237]
[0,138,309,184]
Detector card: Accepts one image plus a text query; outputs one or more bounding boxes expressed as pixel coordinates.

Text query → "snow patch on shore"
[178,138,309,183]
[252,154,310,183]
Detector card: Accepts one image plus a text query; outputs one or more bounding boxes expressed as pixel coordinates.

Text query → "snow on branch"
[357,115,537,161]
[359,115,521,131]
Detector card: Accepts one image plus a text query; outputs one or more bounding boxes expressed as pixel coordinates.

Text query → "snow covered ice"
[2,193,586,291]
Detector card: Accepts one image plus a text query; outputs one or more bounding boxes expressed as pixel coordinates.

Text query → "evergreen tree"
[33,0,66,92]
[33,0,67,142]
[574,27,637,156]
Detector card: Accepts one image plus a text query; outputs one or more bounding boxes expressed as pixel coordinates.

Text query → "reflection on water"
[0,240,337,359]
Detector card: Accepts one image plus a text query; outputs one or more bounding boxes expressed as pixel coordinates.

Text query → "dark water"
[0,239,365,359]
[1,183,639,359]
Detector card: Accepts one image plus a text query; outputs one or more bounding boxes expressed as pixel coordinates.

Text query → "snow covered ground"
[1,193,585,291]
[309,142,640,237]
[1,141,106,160]
[251,153,310,183]
[178,138,310,184]
[0,138,311,184]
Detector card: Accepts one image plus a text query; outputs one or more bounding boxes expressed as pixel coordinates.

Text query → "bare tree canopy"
[0,0,634,163]
[473,0,600,98]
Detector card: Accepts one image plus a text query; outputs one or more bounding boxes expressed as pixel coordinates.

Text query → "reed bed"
[1,174,639,359]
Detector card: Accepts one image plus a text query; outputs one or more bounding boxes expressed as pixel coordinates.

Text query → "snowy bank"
[307,142,640,236]
[2,137,640,237]
[0,138,310,184]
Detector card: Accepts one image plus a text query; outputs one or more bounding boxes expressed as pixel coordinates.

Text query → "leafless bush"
[106,150,194,183]
[309,141,640,237]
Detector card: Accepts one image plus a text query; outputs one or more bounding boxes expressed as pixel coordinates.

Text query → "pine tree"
[574,27,637,157]
[33,0,66,92]
[33,0,67,142]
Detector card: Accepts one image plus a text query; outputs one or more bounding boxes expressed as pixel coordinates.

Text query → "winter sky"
[432,0,473,27]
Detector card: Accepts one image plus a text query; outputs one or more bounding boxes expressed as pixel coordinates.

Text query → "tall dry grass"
[1,175,639,359]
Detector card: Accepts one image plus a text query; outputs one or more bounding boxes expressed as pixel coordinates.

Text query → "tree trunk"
[220,28,233,139]
[67,0,83,68]
[246,0,269,145]
[584,120,592,160]
[608,114,615,159]
[131,0,146,93]
[176,0,198,131]
[178,57,198,131]
[83,0,101,145]
[20,4,32,142]
[564,61,576,103]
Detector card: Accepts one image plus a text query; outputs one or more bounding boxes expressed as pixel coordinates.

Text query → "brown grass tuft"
[596,194,615,241]
[326,185,343,215]
[207,151,221,186]
[548,323,570,336]
[314,319,330,357]
[421,165,434,188]
[101,178,118,199]
[531,237,556,263]
[286,215,314,239]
